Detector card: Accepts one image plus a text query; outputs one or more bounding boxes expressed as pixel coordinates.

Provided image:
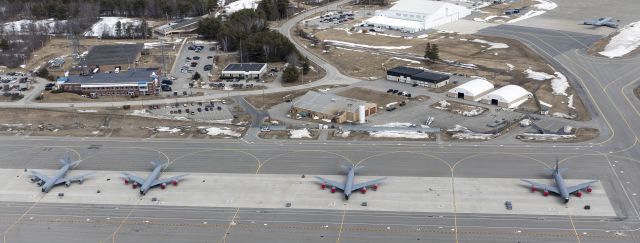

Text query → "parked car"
[161,79,173,85]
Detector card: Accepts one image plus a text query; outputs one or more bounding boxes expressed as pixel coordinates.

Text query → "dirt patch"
[336,87,409,106]
[535,81,590,121]
[244,85,345,110]
[431,100,487,117]
[0,108,244,138]
[258,129,319,139]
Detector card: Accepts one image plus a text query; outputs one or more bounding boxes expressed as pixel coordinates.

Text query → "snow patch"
[524,69,554,80]
[391,57,420,64]
[506,63,515,71]
[416,34,429,39]
[325,40,412,50]
[550,72,569,96]
[507,10,547,23]
[599,21,640,58]
[567,95,575,109]
[202,127,241,137]
[290,128,312,138]
[224,0,260,14]
[373,122,415,127]
[552,112,576,119]
[156,127,181,133]
[471,39,509,50]
[84,17,141,37]
[369,131,429,139]
[533,0,558,10]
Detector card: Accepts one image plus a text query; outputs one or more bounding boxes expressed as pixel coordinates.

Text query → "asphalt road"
[1,0,640,242]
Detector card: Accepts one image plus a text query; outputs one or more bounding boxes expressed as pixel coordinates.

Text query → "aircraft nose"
[345,194,350,200]
[564,198,570,203]
[41,188,46,193]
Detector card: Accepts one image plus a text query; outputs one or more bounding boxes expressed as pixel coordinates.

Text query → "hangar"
[365,0,472,32]
[480,85,532,108]
[447,79,494,101]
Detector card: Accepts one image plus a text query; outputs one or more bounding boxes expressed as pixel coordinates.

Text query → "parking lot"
[0,72,33,101]
[168,41,218,93]
[144,99,235,123]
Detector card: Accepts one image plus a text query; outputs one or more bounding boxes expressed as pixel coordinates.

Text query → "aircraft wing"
[151,174,188,187]
[30,171,51,183]
[351,177,386,192]
[604,21,619,28]
[583,20,596,25]
[566,180,598,194]
[521,179,560,194]
[54,172,95,185]
[315,176,344,191]
[122,172,146,185]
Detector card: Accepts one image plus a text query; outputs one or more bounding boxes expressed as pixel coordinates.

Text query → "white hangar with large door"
[447,78,494,101]
[480,85,532,108]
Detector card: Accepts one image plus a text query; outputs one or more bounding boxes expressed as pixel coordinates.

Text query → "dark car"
[161,79,173,85]
[387,89,393,93]
[204,64,213,71]
[207,56,213,59]
[193,56,200,60]
[161,85,172,91]
[197,107,202,112]
[392,89,399,94]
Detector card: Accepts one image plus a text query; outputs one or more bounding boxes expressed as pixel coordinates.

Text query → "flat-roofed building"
[59,68,160,98]
[386,66,450,88]
[220,63,267,79]
[291,91,377,123]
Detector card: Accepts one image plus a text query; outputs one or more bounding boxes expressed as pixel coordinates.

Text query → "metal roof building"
[365,0,472,32]
[447,79,494,101]
[291,91,377,123]
[480,85,532,108]
[85,44,144,66]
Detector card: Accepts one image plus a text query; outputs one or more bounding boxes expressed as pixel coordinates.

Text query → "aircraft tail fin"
[555,158,559,171]
[339,164,351,173]
[59,152,72,166]
[150,160,167,169]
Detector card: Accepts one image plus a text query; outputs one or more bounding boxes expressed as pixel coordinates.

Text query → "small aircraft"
[30,152,94,193]
[583,17,619,28]
[122,161,187,195]
[521,159,598,203]
[315,165,386,200]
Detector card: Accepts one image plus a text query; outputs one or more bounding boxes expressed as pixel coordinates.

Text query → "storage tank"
[358,105,366,124]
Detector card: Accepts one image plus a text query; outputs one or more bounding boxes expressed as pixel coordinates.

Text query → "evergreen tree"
[115,21,122,37]
[301,57,310,75]
[0,39,8,51]
[424,42,431,59]
[282,65,299,83]
[430,44,439,60]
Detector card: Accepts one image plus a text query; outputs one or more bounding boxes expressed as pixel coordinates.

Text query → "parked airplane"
[30,152,94,193]
[521,159,597,203]
[315,165,386,200]
[583,17,619,28]
[122,161,187,195]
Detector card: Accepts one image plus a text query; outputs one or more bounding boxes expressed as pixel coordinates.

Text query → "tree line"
[198,9,298,63]
[0,0,216,22]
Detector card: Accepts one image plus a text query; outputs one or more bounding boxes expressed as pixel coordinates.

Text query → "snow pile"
[506,63,515,71]
[84,17,142,37]
[524,69,554,80]
[391,57,420,64]
[416,34,429,39]
[339,130,351,138]
[373,122,415,127]
[473,15,508,22]
[325,40,411,50]
[599,21,640,58]
[539,100,553,108]
[461,108,485,117]
[447,125,494,140]
[156,127,181,133]
[435,100,449,109]
[533,0,558,10]
[567,95,575,109]
[550,72,569,96]
[202,127,241,137]
[563,125,573,134]
[130,109,148,115]
[290,128,312,138]
[471,39,509,49]
[224,0,260,14]
[520,119,531,126]
[369,131,429,139]
[518,133,575,141]
[552,112,576,119]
